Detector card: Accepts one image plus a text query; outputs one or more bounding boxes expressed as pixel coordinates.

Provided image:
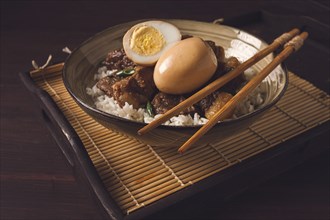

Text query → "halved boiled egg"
[123,20,181,66]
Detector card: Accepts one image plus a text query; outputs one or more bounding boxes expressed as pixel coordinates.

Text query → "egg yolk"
[130,25,166,56]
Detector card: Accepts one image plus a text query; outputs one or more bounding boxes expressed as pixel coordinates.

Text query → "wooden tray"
[20,62,329,219]
[19,10,330,220]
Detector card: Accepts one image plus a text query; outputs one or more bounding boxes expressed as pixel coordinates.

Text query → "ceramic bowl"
[63,19,288,147]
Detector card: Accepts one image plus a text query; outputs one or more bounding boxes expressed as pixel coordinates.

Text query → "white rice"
[86,66,267,126]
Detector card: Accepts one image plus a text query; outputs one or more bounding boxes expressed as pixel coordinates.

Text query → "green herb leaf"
[146,101,154,117]
[116,68,135,77]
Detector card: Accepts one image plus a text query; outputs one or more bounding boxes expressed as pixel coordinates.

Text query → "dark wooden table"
[1,1,329,219]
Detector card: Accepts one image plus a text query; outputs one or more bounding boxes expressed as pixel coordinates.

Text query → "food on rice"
[123,20,181,66]
[86,20,267,126]
[97,66,156,109]
[153,37,218,94]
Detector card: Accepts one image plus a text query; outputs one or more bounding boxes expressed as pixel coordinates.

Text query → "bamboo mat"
[30,64,330,215]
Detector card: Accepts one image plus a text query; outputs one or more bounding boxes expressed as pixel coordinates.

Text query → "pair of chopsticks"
[138,28,308,153]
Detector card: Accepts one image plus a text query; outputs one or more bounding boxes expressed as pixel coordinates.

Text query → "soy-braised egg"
[123,20,181,66]
[154,37,218,94]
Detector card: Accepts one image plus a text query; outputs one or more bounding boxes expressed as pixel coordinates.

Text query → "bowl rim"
[62,18,289,130]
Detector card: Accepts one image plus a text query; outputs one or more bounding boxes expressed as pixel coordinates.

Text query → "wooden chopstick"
[138,28,300,135]
[178,32,309,153]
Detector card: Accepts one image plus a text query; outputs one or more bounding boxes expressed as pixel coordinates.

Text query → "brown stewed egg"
[154,37,218,94]
[123,20,181,66]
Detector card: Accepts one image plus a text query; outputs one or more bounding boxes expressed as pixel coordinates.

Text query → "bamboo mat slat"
[31,66,330,215]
